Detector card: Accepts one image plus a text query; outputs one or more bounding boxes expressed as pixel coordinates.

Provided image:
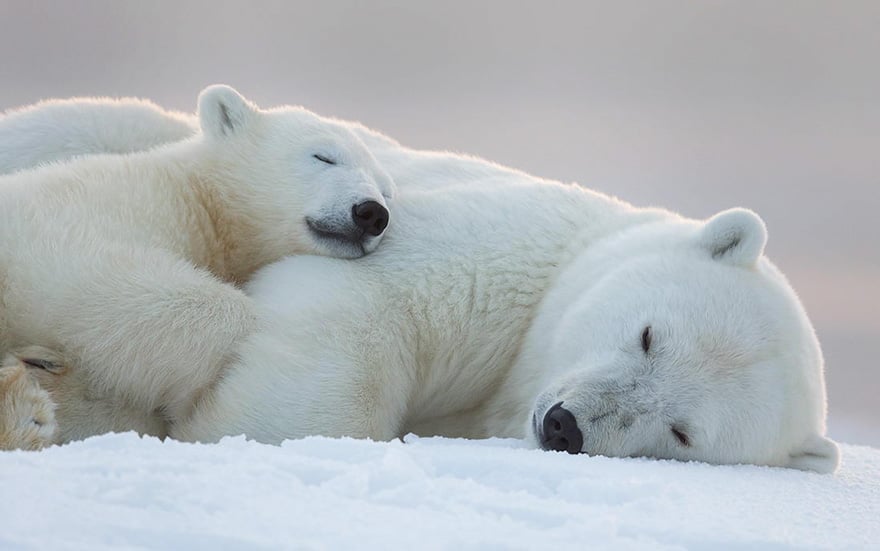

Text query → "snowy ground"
[2,434,877,550]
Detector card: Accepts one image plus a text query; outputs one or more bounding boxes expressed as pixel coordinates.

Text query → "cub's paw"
[0,353,59,451]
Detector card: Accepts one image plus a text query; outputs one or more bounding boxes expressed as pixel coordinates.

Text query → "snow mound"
[1,433,877,549]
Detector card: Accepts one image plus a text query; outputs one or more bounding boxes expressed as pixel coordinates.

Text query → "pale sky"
[1,0,877,443]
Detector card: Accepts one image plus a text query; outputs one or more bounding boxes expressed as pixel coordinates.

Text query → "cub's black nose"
[352,201,389,236]
[541,402,583,454]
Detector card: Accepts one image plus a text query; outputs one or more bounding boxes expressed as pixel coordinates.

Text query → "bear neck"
[393,180,670,437]
[163,141,277,286]
[191,176,272,285]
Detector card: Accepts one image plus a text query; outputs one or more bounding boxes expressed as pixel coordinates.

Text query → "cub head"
[196,84,395,259]
[527,208,839,473]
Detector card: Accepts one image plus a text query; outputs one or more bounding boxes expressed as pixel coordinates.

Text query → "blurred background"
[1,1,877,445]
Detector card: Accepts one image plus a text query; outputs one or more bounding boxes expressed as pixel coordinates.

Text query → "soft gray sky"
[1,0,877,444]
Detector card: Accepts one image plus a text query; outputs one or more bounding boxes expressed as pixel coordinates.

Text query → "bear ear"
[787,433,840,474]
[197,84,258,139]
[700,208,767,266]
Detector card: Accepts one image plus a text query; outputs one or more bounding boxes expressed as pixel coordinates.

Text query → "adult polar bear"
[0,86,394,444]
[182,157,838,473]
[0,97,195,174]
[0,97,838,472]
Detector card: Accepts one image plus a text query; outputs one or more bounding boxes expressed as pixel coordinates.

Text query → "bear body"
[175,136,838,472]
[0,86,394,443]
[0,96,838,472]
[0,97,196,175]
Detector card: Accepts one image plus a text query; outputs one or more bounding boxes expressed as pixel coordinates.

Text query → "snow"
[1,434,877,550]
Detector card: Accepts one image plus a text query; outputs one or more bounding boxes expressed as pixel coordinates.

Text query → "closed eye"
[313,154,337,166]
[671,426,690,447]
[22,358,57,371]
[640,326,652,353]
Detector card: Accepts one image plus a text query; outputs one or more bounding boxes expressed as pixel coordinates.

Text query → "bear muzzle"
[537,401,584,455]
[306,200,390,257]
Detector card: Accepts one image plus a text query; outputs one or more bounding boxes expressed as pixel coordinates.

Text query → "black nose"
[540,402,583,454]
[352,201,389,237]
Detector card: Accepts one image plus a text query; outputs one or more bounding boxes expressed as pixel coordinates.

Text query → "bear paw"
[0,351,60,451]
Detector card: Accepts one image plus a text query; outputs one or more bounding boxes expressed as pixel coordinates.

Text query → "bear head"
[525,208,839,473]
[196,85,396,259]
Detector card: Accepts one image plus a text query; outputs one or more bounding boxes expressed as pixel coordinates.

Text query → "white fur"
[0,85,394,432]
[0,96,837,472]
[0,96,196,175]
[176,140,837,473]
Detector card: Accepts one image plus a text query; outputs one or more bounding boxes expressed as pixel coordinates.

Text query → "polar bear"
[175,141,838,473]
[0,85,394,445]
[0,97,196,174]
[0,98,838,472]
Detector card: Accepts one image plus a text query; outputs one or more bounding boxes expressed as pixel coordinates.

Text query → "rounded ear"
[700,208,767,266]
[197,84,258,139]
[787,433,840,474]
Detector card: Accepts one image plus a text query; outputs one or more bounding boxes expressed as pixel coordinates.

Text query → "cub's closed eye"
[640,325,652,353]
[313,154,337,165]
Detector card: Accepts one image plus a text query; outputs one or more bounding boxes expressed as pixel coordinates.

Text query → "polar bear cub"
[0,85,394,444]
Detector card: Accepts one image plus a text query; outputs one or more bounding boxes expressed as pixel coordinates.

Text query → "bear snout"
[539,401,583,455]
[306,199,389,258]
[351,200,389,237]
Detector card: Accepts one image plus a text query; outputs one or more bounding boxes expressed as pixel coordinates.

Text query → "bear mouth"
[306,218,367,258]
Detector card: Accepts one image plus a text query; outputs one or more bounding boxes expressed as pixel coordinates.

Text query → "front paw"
[0,357,58,451]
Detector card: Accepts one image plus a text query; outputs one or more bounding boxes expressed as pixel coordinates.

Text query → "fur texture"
[0,96,196,175]
[0,95,837,473]
[178,138,838,473]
